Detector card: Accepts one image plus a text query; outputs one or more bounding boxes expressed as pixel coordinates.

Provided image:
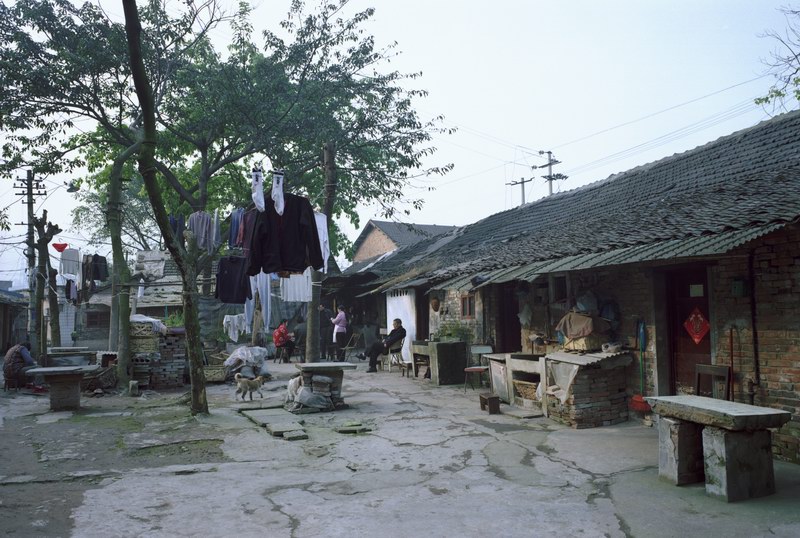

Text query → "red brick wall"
[711,223,800,462]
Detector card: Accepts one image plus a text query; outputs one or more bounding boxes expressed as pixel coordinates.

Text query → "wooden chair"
[386,338,407,374]
[341,331,362,361]
[464,344,492,392]
[695,364,731,400]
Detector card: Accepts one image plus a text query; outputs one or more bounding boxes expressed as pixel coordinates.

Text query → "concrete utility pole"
[538,150,568,196]
[506,176,533,205]
[14,170,46,355]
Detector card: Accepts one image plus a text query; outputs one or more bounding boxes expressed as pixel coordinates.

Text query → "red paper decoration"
[683,307,710,345]
[52,243,68,253]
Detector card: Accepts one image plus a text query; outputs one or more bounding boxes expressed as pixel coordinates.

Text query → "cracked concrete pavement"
[2,361,800,537]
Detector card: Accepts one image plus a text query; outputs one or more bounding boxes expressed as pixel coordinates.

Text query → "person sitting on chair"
[273,320,295,362]
[3,341,37,388]
[358,319,406,373]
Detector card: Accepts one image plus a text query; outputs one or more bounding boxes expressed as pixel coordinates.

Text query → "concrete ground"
[1,359,800,538]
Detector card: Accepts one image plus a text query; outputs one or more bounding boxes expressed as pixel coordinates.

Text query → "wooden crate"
[204,365,227,383]
[513,380,539,400]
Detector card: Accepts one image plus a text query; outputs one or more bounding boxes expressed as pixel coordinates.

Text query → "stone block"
[266,422,306,437]
[658,417,704,485]
[283,430,309,441]
[702,426,775,502]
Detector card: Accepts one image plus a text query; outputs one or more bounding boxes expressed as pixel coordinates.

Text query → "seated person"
[3,341,36,387]
[358,318,406,373]
[272,320,295,362]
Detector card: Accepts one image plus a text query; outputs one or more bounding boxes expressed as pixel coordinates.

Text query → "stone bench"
[26,365,101,411]
[646,395,791,502]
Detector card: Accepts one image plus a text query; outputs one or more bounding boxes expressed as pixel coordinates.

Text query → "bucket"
[629,394,651,412]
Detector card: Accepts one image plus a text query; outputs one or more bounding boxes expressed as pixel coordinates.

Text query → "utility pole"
[506,176,533,206]
[538,150,568,196]
[14,170,46,355]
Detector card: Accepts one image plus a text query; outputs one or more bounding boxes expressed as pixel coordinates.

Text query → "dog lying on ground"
[234,373,265,401]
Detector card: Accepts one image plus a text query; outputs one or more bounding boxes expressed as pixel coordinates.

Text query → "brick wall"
[434,288,486,343]
[710,223,800,462]
[353,229,396,263]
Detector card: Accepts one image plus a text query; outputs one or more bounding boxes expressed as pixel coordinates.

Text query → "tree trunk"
[123,0,208,413]
[107,142,140,391]
[46,263,61,347]
[108,273,119,350]
[33,210,61,361]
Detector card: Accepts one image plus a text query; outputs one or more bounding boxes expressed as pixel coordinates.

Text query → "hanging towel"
[280,268,312,302]
[252,167,265,212]
[314,212,330,274]
[271,170,285,216]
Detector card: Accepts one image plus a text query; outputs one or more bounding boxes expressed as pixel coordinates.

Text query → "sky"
[1,0,797,284]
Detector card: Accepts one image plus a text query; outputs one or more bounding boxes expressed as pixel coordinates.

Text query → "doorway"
[666,267,712,395]
[496,283,522,352]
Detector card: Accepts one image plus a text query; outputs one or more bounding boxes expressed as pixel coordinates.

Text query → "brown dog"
[234,373,265,401]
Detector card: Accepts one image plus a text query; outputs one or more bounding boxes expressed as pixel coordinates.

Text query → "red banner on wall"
[683,307,710,345]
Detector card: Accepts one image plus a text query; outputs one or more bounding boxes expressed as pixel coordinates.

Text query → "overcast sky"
[1,0,797,283]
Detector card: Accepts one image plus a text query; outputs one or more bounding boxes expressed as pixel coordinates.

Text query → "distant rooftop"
[352,220,457,255]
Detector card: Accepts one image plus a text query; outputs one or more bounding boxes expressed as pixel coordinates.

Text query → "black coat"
[384,327,407,351]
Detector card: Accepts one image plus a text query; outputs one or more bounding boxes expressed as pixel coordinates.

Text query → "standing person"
[358,319,406,373]
[2,342,36,387]
[331,305,348,360]
[318,303,333,361]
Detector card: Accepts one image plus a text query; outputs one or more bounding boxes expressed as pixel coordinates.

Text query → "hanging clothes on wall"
[280,268,312,302]
[215,256,252,304]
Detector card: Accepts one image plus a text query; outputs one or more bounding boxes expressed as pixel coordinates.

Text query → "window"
[461,294,475,318]
[86,311,110,328]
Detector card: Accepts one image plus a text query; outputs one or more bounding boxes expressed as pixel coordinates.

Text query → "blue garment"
[229,208,244,248]
[20,345,34,366]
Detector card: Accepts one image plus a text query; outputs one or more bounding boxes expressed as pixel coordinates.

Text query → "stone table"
[646,395,791,502]
[295,362,357,408]
[26,365,101,411]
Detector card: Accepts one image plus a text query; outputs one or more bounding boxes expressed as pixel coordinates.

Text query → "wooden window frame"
[461,293,476,319]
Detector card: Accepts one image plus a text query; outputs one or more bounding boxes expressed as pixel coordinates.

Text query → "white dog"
[285,375,303,404]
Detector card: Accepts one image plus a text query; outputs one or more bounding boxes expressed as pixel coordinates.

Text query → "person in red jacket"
[273,320,295,362]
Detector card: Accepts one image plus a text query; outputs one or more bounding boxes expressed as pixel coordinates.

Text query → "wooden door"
[496,283,522,352]
[667,268,712,395]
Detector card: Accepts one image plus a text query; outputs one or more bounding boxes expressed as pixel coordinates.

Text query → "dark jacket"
[384,327,407,351]
[247,193,324,275]
[215,256,252,304]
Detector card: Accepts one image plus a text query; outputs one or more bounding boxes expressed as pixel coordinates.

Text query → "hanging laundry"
[213,208,221,253]
[215,256,252,304]
[244,271,272,334]
[91,254,109,281]
[134,250,167,280]
[223,314,248,341]
[271,170,285,216]
[246,193,324,275]
[168,214,185,242]
[187,211,216,253]
[314,212,330,274]
[59,248,81,280]
[137,278,145,299]
[280,268,312,302]
[228,207,245,248]
[252,166,265,212]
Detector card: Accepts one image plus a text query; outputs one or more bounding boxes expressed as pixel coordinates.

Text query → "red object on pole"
[52,243,68,252]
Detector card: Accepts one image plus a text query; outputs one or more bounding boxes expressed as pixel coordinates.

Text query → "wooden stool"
[479,392,500,414]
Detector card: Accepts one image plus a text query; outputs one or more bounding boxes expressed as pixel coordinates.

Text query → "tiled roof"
[338,109,800,291]
[351,220,457,254]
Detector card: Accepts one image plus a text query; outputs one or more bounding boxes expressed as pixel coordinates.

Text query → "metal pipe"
[747,251,761,389]
[729,327,735,401]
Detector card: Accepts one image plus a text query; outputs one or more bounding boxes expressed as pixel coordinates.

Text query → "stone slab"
[266,422,306,436]
[503,407,544,419]
[645,395,791,431]
[283,430,309,441]
[657,417,704,485]
[240,408,294,426]
[295,362,357,371]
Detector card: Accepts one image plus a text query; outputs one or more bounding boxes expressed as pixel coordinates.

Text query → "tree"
[757,8,800,110]
[71,173,159,254]
[33,209,62,354]
[6,0,451,412]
